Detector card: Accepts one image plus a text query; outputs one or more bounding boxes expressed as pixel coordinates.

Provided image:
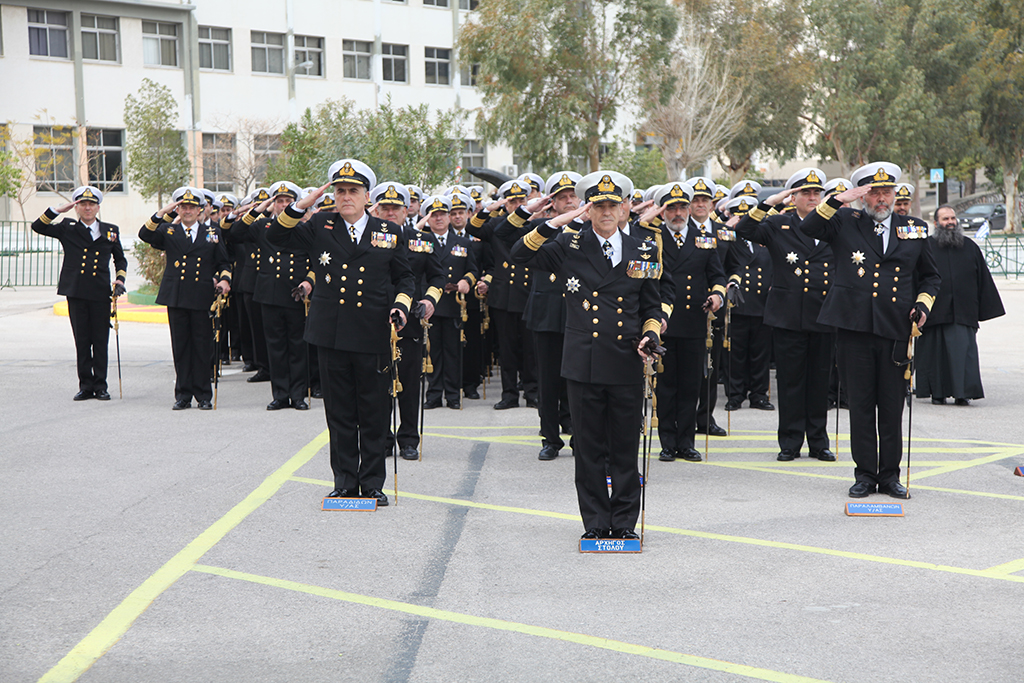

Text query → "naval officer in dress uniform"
[267,159,415,505]
[511,171,664,542]
[139,187,233,410]
[32,186,127,400]
[798,162,941,499]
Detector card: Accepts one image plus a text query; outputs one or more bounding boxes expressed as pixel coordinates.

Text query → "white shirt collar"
[347,211,370,241]
[82,220,100,240]
[596,228,623,267]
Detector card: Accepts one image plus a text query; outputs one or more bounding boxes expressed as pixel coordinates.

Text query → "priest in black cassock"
[916,206,1004,405]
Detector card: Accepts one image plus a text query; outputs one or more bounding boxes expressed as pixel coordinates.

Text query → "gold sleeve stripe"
[643,318,662,336]
[916,292,935,310]
[749,207,767,222]
[219,270,232,280]
[712,284,727,296]
[470,215,486,228]
[395,293,413,310]
[729,274,742,283]
[816,201,837,220]
[425,286,442,304]
[650,216,663,228]
[40,212,54,225]
[116,269,127,278]
[564,227,578,235]
[464,272,477,286]
[523,228,547,251]
[145,215,159,231]
[508,211,527,229]
[243,210,260,226]
[661,302,673,316]
[482,274,493,283]
[307,271,316,284]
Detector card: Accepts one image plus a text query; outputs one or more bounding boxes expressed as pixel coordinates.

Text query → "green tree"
[268,97,465,191]
[600,140,668,190]
[123,78,191,204]
[459,0,677,172]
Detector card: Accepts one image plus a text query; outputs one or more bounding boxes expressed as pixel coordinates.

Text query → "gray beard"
[935,224,964,248]
[862,203,892,223]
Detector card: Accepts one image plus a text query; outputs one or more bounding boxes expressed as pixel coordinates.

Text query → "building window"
[459,0,480,9]
[28,9,68,58]
[251,31,285,74]
[142,21,178,67]
[343,40,372,80]
[34,126,76,192]
[253,134,281,185]
[460,62,479,87]
[294,35,324,76]
[202,133,235,193]
[199,26,231,71]
[424,0,449,6]
[381,44,408,83]
[425,47,451,85]
[462,139,485,171]
[81,15,118,62]
[86,129,124,193]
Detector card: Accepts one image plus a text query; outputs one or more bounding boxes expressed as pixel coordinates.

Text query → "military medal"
[851,250,865,264]
[566,276,580,293]
[319,251,332,265]
[582,299,591,311]
[786,252,798,264]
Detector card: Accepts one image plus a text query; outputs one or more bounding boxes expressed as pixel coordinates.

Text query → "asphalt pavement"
[2,282,1023,683]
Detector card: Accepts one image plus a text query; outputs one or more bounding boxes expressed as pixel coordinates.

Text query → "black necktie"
[185,226,193,241]
[439,235,446,249]
[875,223,885,253]
[602,240,613,264]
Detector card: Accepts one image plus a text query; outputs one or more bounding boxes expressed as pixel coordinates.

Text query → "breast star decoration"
[319,251,332,266]
[786,252,798,264]
[851,250,865,264]
[566,276,581,293]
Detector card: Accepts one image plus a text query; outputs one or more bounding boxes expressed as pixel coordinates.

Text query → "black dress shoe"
[750,398,775,411]
[848,481,875,498]
[73,390,94,401]
[493,399,519,410]
[611,528,640,540]
[363,489,389,506]
[266,399,291,410]
[326,488,354,498]
[777,450,799,462]
[878,481,911,499]
[423,398,442,409]
[954,398,970,406]
[293,399,309,410]
[246,369,270,383]
[525,398,538,408]
[697,423,727,437]
[242,362,257,372]
[931,397,947,405]
[172,399,191,410]
[678,448,702,462]
[724,400,742,411]
[809,449,836,462]
[94,390,111,401]
[463,388,480,400]
[197,400,213,410]
[580,528,609,540]
[400,446,419,461]
[538,445,559,461]
[311,388,323,399]
[658,449,676,462]
[447,400,461,410]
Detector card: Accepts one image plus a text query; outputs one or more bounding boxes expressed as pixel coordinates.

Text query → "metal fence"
[0,221,63,288]
[979,235,1024,279]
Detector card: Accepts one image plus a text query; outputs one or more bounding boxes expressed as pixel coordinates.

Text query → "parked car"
[959,203,1006,232]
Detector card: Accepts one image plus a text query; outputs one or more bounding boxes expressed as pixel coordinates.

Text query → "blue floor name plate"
[845,502,904,516]
[579,538,643,553]
[322,497,378,511]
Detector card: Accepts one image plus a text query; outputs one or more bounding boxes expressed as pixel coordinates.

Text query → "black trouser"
[67,296,110,393]
[262,303,307,403]
[307,343,320,393]
[773,327,831,454]
[393,322,423,451]
[427,316,462,405]
[235,291,255,364]
[534,330,570,449]
[493,307,537,403]
[242,292,269,373]
[836,329,906,486]
[697,318,724,429]
[568,379,643,532]
[656,336,705,451]
[167,306,213,403]
[463,303,483,390]
[727,314,771,404]
[319,345,389,493]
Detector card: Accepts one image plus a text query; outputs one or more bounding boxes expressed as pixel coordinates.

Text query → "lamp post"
[288,59,315,122]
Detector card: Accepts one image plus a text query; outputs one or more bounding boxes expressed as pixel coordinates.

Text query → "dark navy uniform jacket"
[33,208,127,300]
[797,196,941,341]
[723,239,773,318]
[467,207,531,312]
[224,211,313,310]
[657,223,727,339]
[138,216,232,311]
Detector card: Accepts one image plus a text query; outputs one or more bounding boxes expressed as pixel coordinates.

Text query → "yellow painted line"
[287,477,1024,584]
[53,299,169,324]
[985,558,1024,575]
[192,564,833,683]
[907,450,1024,481]
[37,431,329,683]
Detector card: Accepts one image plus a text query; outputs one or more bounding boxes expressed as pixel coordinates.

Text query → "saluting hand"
[296,183,330,211]
[637,201,665,224]
[548,203,589,229]
[54,201,76,214]
[157,199,182,218]
[834,185,870,205]
[525,193,552,214]
[765,187,797,207]
[725,215,740,227]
